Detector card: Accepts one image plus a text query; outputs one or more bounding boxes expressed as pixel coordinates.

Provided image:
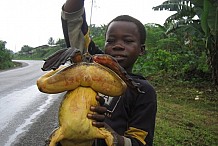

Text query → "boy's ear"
[139,44,146,56]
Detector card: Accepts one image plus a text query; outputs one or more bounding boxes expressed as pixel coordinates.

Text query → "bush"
[0,49,14,70]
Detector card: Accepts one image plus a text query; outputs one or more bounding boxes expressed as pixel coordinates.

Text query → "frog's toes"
[44,139,51,146]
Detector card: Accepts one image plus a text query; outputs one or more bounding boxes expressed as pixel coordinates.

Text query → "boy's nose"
[112,44,125,50]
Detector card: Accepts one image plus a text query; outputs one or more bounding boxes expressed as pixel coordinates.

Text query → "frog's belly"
[59,86,99,140]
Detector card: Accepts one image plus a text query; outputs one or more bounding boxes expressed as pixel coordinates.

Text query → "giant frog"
[37,48,143,146]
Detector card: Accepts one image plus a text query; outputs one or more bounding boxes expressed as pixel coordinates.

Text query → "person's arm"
[63,0,84,12]
[126,80,157,146]
[61,0,103,54]
[61,0,89,53]
[128,101,157,146]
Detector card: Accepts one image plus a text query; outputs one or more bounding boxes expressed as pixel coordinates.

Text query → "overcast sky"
[0,0,174,52]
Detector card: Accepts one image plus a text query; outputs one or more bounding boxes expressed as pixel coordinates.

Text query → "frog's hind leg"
[45,127,64,146]
[96,128,114,146]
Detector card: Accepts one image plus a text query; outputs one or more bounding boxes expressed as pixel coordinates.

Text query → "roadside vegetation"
[1,0,217,145]
[150,76,217,146]
[0,38,66,70]
[0,40,14,70]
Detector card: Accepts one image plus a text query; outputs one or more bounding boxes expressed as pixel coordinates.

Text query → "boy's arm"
[63,0,84,12]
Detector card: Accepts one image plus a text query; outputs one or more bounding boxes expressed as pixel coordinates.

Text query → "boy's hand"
[87,95,107,128]
[64,0,84,12]
[87,95,124,146]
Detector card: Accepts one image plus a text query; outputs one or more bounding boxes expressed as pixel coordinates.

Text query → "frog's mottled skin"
[37,62,127,146]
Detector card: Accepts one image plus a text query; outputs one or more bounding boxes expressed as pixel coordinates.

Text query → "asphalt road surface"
[0,60,64,146]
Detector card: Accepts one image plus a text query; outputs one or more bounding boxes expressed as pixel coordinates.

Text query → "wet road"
[0,60,64,146]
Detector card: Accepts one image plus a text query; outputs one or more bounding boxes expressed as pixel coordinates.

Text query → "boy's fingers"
[96,95,105,106]
[87,113,105,122]
[90,106,107,114]
[92,121,105,128]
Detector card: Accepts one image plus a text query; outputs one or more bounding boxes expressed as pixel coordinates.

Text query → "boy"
[60,0,157,145]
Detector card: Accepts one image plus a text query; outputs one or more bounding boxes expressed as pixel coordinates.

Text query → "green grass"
[152,78,217,146]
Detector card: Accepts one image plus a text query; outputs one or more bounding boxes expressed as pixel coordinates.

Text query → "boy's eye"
[106,39,115,43]
[125,39,134,43]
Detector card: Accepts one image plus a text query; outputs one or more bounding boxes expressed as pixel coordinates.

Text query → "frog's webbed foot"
[41,47,82,71]
[44,127,58,146]
[45,127,64,146]
[44,139,51,146]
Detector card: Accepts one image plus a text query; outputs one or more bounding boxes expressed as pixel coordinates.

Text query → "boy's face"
[104,21,144,73]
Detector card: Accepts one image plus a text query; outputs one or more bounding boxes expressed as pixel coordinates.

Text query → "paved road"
[0,60,64,146]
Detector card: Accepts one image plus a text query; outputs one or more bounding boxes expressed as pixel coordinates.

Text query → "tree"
[89,24,107,38]
[0,40,13,69]
[153,0,218,85]
[56,38,67,48]
[145,23,168,48]
[0,40,7,50]
[21,45,33,53]
[89,24,106,49]
[48,37,55,46]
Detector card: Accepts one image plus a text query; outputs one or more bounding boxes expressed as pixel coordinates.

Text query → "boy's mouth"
[113,55,127,61]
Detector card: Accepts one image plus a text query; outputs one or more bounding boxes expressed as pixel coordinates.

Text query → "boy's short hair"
[106,15,146,45]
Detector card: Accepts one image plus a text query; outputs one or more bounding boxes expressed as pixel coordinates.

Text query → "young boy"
[60,0,157,145]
